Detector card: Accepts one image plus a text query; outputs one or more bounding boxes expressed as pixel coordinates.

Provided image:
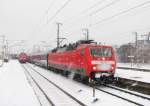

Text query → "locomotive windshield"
[90,48,112,57]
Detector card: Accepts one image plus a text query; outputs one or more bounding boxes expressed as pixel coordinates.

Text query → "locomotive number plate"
[95,73,101,78]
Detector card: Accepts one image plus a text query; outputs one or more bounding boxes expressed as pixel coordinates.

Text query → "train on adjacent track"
[29,40,116,84]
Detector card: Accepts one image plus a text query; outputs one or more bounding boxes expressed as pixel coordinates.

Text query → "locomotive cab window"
[90,48,112,57]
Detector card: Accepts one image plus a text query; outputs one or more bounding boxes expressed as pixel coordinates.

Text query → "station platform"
[0,60,40,106]
[116,65,150,84]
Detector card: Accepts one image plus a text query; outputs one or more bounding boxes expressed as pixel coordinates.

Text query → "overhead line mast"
[57,23,62,48]
[82,28,89,40]
[56,22,67,48]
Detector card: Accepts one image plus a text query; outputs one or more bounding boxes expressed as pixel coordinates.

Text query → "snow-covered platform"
[0,60,40,106]
[116,64,150,84]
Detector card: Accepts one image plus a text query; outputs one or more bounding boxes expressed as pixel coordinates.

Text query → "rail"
[22,65,55,106]
[25,64,86,106]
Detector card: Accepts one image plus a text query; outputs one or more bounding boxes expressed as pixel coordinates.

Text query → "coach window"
[81,49,85,56]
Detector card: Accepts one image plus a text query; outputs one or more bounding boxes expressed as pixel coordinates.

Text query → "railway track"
[22,65,55,106]
[26,63,150,106]
[114,77,150,95]
[104,84,150,101]
[95,84,150,106]
[22,64,86,106]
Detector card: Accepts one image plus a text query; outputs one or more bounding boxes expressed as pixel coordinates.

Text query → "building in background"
[117,32,150,63]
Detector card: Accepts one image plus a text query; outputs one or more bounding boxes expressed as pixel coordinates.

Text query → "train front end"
[18,53,28,63]
[88,46,116,82]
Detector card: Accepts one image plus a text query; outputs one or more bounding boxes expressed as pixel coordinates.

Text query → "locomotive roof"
[19,52,27,55]
[77,44,113,49]
[51,39,113,53]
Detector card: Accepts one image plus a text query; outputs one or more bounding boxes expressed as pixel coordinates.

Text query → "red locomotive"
[18,52,28,63]
[29,40,116,83]
[47,40,116,83]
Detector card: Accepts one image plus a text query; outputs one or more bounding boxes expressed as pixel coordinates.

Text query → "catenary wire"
[92,0,150,26]
[38,0,72,31]
[62,0,105,23]
[63,0,120,31]
[67,0,150,36]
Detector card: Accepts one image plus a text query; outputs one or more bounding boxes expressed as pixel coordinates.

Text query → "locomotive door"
[80,49,86,75]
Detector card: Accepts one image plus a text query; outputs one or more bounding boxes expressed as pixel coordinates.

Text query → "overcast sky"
[1,0,150,53]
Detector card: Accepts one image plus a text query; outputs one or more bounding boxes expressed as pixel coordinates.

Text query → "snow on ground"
[25,65,82,106]
[0,60,149,106]
[24,69,55,106]
[115,68,150,84]
[116,63,150,83]
[0,60,40,106]
[28,63,139,106]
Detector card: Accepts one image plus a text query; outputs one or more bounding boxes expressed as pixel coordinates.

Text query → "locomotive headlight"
[93,66,96,70]
[111,66,114,70]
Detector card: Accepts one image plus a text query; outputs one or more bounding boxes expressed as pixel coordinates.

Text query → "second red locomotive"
[18,52,28,63]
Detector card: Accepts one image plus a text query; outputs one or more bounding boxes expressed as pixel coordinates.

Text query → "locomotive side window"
[90,48,112,57]
[80,49,85,56]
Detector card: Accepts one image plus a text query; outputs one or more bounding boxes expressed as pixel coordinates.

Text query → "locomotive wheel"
[64,71,71,77]
[60,70,65,75]
[82,76,90,85]
[60,70,70,77]
[73,74,81,81]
